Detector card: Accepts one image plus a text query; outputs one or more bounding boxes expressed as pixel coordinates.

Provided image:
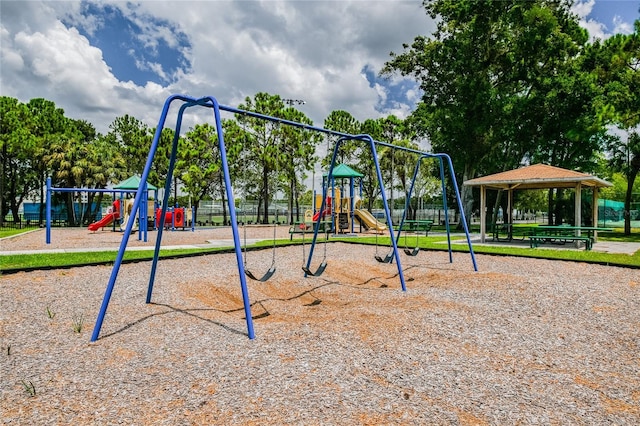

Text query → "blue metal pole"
[437,156,453,262]
[395,158,422,250]
[91,94,184,342]
[147,101,192,303]
[331,180,336,233]
[46,177,51,244]
[304,139,337,275]
[363,135,406,291]
[350,177,355,233]
[208,96,255,339]
[440,153,478,271]
[142,184,148,242]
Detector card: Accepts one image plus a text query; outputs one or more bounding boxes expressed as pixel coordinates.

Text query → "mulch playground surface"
[1,228,639,424]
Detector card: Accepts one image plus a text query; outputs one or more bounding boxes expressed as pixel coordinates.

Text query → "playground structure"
[155,206,194,230]
[45,178,151,243]
[90,94,477,342]
[308,164,388,234]
[46,175,194,243]
[310,186,388,234]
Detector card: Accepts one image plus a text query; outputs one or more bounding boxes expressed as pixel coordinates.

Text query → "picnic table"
[399,220,434,236]
[527,225,613,250]
[491,223,535,242]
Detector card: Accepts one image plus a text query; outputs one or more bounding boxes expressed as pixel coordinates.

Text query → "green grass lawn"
[343,235,640,268]
[0,227,39,239]
[2,228,639,273]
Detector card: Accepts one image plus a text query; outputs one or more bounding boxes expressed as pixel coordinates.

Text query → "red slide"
[312,210,327,222]
[88,213,117,231]
[88,200,120,232]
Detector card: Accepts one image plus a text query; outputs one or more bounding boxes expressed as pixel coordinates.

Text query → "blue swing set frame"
[90,94,477,342]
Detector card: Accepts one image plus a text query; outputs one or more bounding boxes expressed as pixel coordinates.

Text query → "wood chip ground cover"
[1,228,638,424]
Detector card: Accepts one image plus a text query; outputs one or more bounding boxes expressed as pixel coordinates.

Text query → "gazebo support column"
[480,185,486,243]
[575,183,582,238]
[508,188,513,224]
[592,187,600,241]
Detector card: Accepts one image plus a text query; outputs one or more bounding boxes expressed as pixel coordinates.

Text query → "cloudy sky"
[1,0,639,135]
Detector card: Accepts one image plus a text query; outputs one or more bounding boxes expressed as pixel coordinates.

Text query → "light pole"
[283,99,306,106]
[282,99,306,224]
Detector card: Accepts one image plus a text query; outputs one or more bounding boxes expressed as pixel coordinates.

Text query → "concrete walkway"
[0,239,263,256]
[2,231,638,256]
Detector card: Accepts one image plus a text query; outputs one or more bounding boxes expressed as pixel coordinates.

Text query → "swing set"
[90,94,477,342]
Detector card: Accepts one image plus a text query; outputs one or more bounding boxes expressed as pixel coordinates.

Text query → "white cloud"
[571,0,608,40]
[612,15,633,35]
[1,0,434,133]
[581,18,609,40]
[571,0,636,41]
[571,0,596,19]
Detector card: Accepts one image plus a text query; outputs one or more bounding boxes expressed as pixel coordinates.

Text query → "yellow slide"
[120,198,139,232]
[354,209,387,231]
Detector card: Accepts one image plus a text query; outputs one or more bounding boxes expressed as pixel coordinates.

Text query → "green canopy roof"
[114,175,157,190]
[324,164,364,178]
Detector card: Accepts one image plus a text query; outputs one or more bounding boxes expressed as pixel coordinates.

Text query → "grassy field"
[2,227,639,272]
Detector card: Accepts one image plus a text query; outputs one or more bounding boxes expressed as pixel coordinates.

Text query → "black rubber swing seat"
[245,266,276,282]
[302,261,327,277]
[404,247,420,256]
[375,252,394,263]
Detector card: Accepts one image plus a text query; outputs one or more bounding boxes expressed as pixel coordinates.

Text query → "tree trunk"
[553,189,564,225]
[65,193,76,226]
[624,166,638,235]
[219,173,227,226]
[459,163,475,229]
[492,190,503,226]
[92,192,104,223]
[547,189,554,225]
[288,178,295,225]
[0,144,5,227]
[38,174,45,225]
[262,167,269,224]
[9,175,22,222]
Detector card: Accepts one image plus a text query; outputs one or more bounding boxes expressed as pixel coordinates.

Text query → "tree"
[381,0,600,226]
[0,97,34,224]
[151,127,178,197]
[237,93,287,224]
[322,110,361,167]
[278,107,322,224]
[358,118,384,212]
[83,133,128,221]
[26,98,72,224]
[0,97,72,224]
[43,118,97,225]
[178,121,241,225]
[357,116,417,216]
[106,114,152,178]
[590,20,640,234]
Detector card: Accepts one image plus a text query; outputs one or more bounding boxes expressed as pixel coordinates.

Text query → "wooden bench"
[527,234,592,250]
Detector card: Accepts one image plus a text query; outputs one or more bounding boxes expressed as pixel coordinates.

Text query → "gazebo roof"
[325,164,364,178]
[464,164,611,190]
[114,175,158,190]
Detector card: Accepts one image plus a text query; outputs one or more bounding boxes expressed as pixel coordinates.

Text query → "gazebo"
[464,164,612,242]
[114,175,158,192]
[113,175,158,238]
